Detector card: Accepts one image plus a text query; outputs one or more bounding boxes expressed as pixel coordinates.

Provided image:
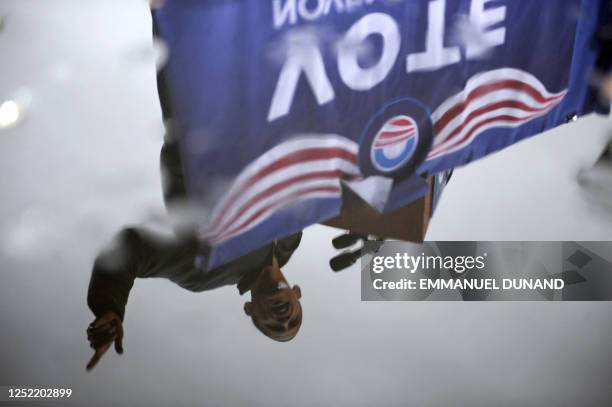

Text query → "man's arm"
[85,227,201,370]
[87,227,201,320]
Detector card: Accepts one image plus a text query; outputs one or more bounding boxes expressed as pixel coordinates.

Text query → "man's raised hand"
[86,312,123,371]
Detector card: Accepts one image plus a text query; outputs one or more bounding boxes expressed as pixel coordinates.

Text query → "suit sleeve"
[87,227,201,320]
[275,232,303,268]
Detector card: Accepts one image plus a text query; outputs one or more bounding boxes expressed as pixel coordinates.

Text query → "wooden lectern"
[322,177,435,242]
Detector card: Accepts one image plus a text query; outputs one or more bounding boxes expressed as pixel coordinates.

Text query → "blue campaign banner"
[153,0,607,268]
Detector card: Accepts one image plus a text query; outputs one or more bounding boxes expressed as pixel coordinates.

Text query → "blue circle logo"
[359,99,433,179]
[370,115,419,173]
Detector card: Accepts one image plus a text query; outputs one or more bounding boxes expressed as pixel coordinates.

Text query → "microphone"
[329,249,363,272]
[332,233,364,249]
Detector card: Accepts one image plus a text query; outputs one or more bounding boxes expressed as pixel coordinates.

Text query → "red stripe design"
[209,169,358,239]
[373,133,414,148]
[206,147,357,234]
[434,80,563,135]
[212,185,342,243]
[428,71,567,159]
[378,128,415,139]
[391,118,413,127]
[429,100,554,157]
[203,137,361,244]
[430,113,538,158]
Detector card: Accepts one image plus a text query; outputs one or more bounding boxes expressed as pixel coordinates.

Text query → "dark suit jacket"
[87,18,302,320]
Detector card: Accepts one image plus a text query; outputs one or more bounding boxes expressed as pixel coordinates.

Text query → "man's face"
[244,257,302,341]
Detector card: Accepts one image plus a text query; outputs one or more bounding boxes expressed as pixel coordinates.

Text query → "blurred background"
[0,0,611,406]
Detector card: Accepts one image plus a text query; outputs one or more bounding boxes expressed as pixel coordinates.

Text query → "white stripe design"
[427,68,567,159]
[201,135,361,244]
